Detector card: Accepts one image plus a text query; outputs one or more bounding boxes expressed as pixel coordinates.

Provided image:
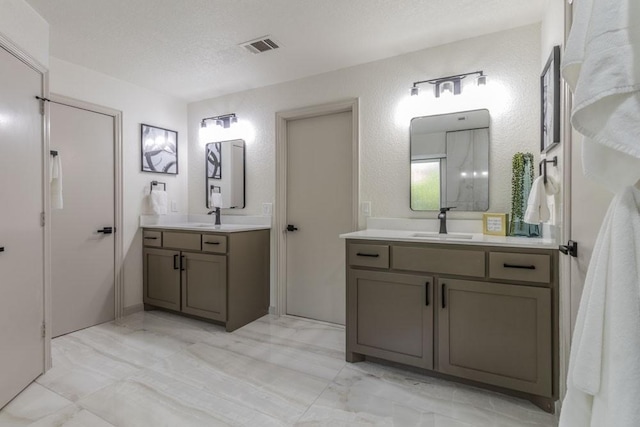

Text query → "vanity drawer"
[349,244,390,269]
[143,230,162,247]
[162,232,201,251]
[201,234,227,254]
[392,246,485,277]
[489,252,551,284]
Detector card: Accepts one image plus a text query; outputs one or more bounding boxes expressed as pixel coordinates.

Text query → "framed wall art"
[540,45,560,153]
[141,124,178,174]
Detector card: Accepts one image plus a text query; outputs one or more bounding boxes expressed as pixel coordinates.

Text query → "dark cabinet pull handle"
[204,241,220,245]
[97,227,113,234]
[144,236,158,240]
[180,255,186,271]
[425,281,430,306]
[0,247,4,253]
[356,253,379,258]
[441,283,446,308]
[173,254,179,270]
[503,263,536,270]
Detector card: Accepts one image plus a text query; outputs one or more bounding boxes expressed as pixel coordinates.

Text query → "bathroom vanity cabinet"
[345,239,558,412]
[142,228,269,332]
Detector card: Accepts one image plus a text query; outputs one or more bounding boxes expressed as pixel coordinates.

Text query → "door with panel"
[347,270,434,369]
[50,100,115,337]
[181,251,227,322]
[566,132,612,333]
[143,248,181,311]
[286,110,353,324]
[438,278,552,397]
[0,45,45,408]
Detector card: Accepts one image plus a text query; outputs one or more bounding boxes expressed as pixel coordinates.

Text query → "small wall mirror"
[205,139,245,209]
[410,109,490,211]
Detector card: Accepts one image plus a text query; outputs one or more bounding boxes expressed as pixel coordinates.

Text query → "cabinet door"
[143,248,181,311]
[438,279,552,397]
[181,252,227,322]
[348,270,433,369]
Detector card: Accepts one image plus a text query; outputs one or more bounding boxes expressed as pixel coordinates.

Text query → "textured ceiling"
[26,0,545,102]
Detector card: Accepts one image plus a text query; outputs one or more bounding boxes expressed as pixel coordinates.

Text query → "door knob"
[286,224,298,232]
[559,240,578,257]
[97,227,113,235]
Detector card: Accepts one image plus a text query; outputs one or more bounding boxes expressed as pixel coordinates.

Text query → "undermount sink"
[411,232,474,240]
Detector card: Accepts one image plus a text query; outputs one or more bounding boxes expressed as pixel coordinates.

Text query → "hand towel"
[50,153,63,209]
[560,186,640,427]
[562,0,640,193]
[544,175,559,196]
[210,193,223,208]
[149,188,168,215]
[524,176,550,224]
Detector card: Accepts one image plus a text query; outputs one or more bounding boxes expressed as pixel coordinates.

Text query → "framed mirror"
[205,139,245,209]
[410,109,489,211]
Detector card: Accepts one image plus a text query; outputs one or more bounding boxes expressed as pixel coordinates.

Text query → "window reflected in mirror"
[410,160,441,210]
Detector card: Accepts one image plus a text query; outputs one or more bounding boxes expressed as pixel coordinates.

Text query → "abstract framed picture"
[141,124,178,174]
[540,45,561,153]
[206,142,222,179]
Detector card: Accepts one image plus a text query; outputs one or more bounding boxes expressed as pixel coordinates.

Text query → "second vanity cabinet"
[346,239,558,412]
[143,228,269,332]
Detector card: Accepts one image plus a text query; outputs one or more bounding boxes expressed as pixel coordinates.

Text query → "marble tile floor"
[0,311,558,426]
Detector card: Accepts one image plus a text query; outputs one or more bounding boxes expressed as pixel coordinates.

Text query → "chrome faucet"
[438,207,454,234]
[207,207,221,225]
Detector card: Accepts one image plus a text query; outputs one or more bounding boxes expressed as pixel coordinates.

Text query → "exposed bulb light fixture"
[410,71,487,98]
[201,113,238,129]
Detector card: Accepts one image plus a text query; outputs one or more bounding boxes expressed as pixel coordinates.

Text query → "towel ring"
[150,181,166,192]
[539,156,557,184]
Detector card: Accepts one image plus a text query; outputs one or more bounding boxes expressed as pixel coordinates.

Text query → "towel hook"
[150,180,166,192]
[50,150,58,157]
[539,156,557,184]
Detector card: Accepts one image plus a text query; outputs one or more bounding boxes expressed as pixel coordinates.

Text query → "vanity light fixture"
[410,71,487,98]
[201,113,238,129]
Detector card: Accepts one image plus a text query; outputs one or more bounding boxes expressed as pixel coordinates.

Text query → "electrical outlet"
[262,202,273,216]
[171,200,178,212]
[361,201,371,217]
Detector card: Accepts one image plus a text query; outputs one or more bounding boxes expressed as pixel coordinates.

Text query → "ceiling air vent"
[241,36,280,54]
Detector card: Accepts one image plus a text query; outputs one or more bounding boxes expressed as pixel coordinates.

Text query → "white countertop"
[143,223,270,233]
[139,214,271,233]
[340,229,557,249]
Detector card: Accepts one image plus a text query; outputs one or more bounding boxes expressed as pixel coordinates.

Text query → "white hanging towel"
[524,176,550,224]
[559,186,640,427]
[544,175,560,196]
[50,153,63,209]
[562,0,640,193]
[148,188,168,215]
[210,192,223,208]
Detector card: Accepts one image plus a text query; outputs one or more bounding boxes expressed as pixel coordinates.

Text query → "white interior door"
[286,111,353,325]
[567,131,612,333]
[0,46,45,408]
[50,101,115,337]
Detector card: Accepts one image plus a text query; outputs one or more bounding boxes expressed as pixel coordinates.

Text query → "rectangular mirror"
[205,139,245,209]
[410,109,490,211]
